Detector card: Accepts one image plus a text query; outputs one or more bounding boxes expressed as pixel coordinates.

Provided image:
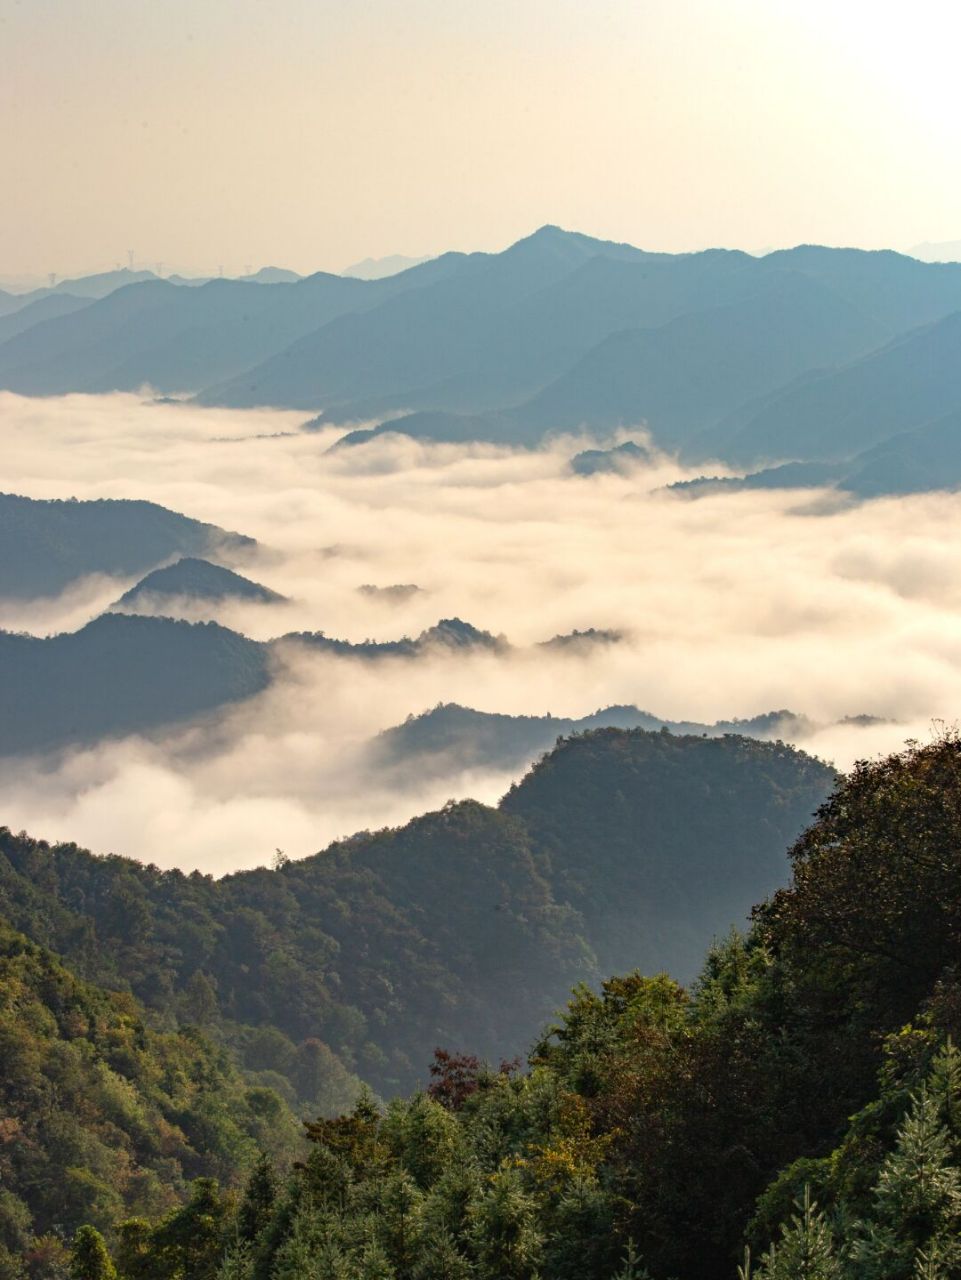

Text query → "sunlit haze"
[3,0,961,278]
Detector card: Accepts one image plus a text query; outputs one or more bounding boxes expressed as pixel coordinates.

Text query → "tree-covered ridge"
[503,727,832,978]
[7,734,961,1277]
[77,734,961,1280]
[0,924,300,1278]
[0,730,830,1104]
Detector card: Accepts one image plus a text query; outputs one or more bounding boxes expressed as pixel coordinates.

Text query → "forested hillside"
[0,731,831,1106]
[112,559,286,612]
[0,926,300,1276]
[501,728,831,978]
[20,734,961,1280]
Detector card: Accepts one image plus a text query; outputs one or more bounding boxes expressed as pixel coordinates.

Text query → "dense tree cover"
[0,731,829,1107]
[27,732,961,1280]
[0,925,300,1279]
[502,727,832,978]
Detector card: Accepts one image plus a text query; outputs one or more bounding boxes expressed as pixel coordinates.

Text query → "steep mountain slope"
[0,493,254,599]
[678,407,961,499]
[314,244,961,451]
[113,557,285,612]
[190,240,961,430]
[505,271,888,446]
[200,227,660,411]
[308,247,760,425]
[838,406,961,496]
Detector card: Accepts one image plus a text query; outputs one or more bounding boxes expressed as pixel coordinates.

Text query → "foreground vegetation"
[8,734,961,1277]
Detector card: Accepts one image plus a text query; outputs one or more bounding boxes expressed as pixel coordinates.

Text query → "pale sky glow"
[2,0,961,277]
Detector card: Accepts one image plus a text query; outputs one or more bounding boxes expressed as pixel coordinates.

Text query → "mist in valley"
[1,390,959,872]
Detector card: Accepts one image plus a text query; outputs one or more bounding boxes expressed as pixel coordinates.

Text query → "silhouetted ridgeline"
[3,230,961,493]
[111,557,286,611]
[0,492,254,599]
[373,700,868,781]
[0,614,270,752]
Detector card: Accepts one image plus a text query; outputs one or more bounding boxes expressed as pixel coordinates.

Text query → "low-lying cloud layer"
[1,391,959,873]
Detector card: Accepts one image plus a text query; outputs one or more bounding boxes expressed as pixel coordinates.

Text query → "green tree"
[148,1179,230,1280]
[69,1227,116,1280]
[849,1089,961,1279]
[237,1154,277,1244]
[755,1188,842,1280]
[468,1169,543,1280]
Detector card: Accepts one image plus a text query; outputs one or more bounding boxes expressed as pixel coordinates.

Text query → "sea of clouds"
[1,391,960,873]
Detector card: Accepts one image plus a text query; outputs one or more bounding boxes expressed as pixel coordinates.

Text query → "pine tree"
[468,1168,544,1280]
[69,1226,117,1280]
[410,1228,475,1280]
[850,1088,961,1279]
[237,1153,278,1244]
[378,1170,423,1275]
[270,1208,350,1280]
[926,1040,961,1139]
[611,1237,653,1280]
[913,1244,950,1280]
[755,1187,842,1280]
[217,1240,253,1280]
[355,1238,397,1279]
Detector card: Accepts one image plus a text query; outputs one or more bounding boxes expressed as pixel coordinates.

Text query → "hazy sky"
[2,0,961,276]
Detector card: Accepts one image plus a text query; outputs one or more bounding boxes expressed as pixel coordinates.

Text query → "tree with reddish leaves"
[427,1048,483,1110]
[427,1048,521,1110]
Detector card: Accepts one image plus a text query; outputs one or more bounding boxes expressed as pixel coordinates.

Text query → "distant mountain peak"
[342,253,433,280]
[417,617,507,650]
[112,557,284,610]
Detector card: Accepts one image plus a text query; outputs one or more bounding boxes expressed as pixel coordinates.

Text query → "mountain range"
[4,229,961,495]
[372,702,876,781]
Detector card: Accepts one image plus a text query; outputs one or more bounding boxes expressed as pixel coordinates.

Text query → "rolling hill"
[0,493,254,600]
